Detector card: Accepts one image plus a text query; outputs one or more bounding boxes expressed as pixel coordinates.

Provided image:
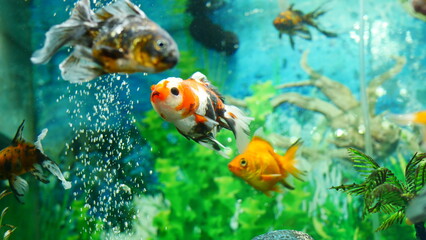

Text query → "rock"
[252,230,314,240]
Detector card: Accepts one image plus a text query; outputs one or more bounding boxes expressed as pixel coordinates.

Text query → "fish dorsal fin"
[252,136,271,145]
[96,0,147,20]
[190,72,225,102]
[12,120,25,146]
[190,71,209,84]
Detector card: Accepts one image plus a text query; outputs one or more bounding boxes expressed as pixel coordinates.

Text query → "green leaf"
[348,148,380,175]
[0,190,10,201]
[376,210,405,231]
[405,153,426,194]
[331,183,367,196]
[369,183,406,207]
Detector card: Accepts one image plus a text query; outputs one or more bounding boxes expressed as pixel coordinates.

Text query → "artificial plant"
[0,190,15,240]
[332,148,426,239]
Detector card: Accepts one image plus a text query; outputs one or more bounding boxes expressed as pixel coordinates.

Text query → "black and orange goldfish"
[150,72,253,158]
[31,0,179,83]
[228,136,303,196]
[0,121,71,203]
[273,4,337,49]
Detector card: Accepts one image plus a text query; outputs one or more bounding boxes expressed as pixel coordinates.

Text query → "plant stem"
[415,222,426,240]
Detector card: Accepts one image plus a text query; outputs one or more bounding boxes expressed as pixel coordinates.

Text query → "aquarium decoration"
[332,148,426,239]
[229,50,408,159]
[0,190,15,240]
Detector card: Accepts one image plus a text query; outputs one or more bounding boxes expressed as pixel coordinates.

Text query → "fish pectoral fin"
[96,0,147,20]
[31,164,50,184]
[194,135,231,158]
[194,114,218,128]
[289,35,295,49]
[261,174,282,181]
[295,28,312,40]
[9,175,29,204]
[59,46,105,83]
[42,160,72,189]
[280,179,295,190]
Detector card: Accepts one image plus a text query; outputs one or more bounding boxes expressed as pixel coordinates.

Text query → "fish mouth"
[163,54,179,67]
[228,164,236,172]
[151,91,160,99]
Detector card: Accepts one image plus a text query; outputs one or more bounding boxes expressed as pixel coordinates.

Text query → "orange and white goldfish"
[0,121,71,203]
[228,136,303,196]
[273,4,337,49]
[150,72,253,158]
[31,0,179,83]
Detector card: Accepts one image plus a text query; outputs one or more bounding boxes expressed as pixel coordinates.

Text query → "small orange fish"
[0,121,71,203]
[228,136,303,196]
[387,111,426,150]
[387,111,426,125]
[273,4,337,49]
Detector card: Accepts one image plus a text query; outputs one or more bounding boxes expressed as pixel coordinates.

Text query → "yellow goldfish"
[228,136,303,196]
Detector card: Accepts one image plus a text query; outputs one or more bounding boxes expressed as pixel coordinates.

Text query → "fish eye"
[171,87,179,96]
[240,158,247,167]
[155,39,168,51]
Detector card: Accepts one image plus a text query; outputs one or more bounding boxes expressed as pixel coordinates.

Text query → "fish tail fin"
[9,175,29,204]
[315,27,338,38]
[31,0,95,64]
[303,4,337,38]
[34,128,48,153]
[42,159,72,189]
[279,139,303,180]
[386,112,417,125]
[223,105,254,153]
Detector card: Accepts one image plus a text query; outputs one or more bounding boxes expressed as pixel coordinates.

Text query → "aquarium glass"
[0,0,425,239]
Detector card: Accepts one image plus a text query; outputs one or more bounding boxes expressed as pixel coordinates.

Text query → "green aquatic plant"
[0,190,15,240]
[133,104,374,239]
[332,148,426,238]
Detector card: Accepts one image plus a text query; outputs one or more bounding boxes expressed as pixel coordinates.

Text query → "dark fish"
[0,121,71,203]
[189,16,239,55]
[273,4,337,49]
[31,0,179,83]
[413,0,426,15]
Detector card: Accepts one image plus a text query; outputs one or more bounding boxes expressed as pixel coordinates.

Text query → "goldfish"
[273,4,337,49]
[0,121,71,203]
[387,111,426,149]
[31,0,179,83]
[150,72,253,158]
[387,111,426,125]
[228,136,303,196]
